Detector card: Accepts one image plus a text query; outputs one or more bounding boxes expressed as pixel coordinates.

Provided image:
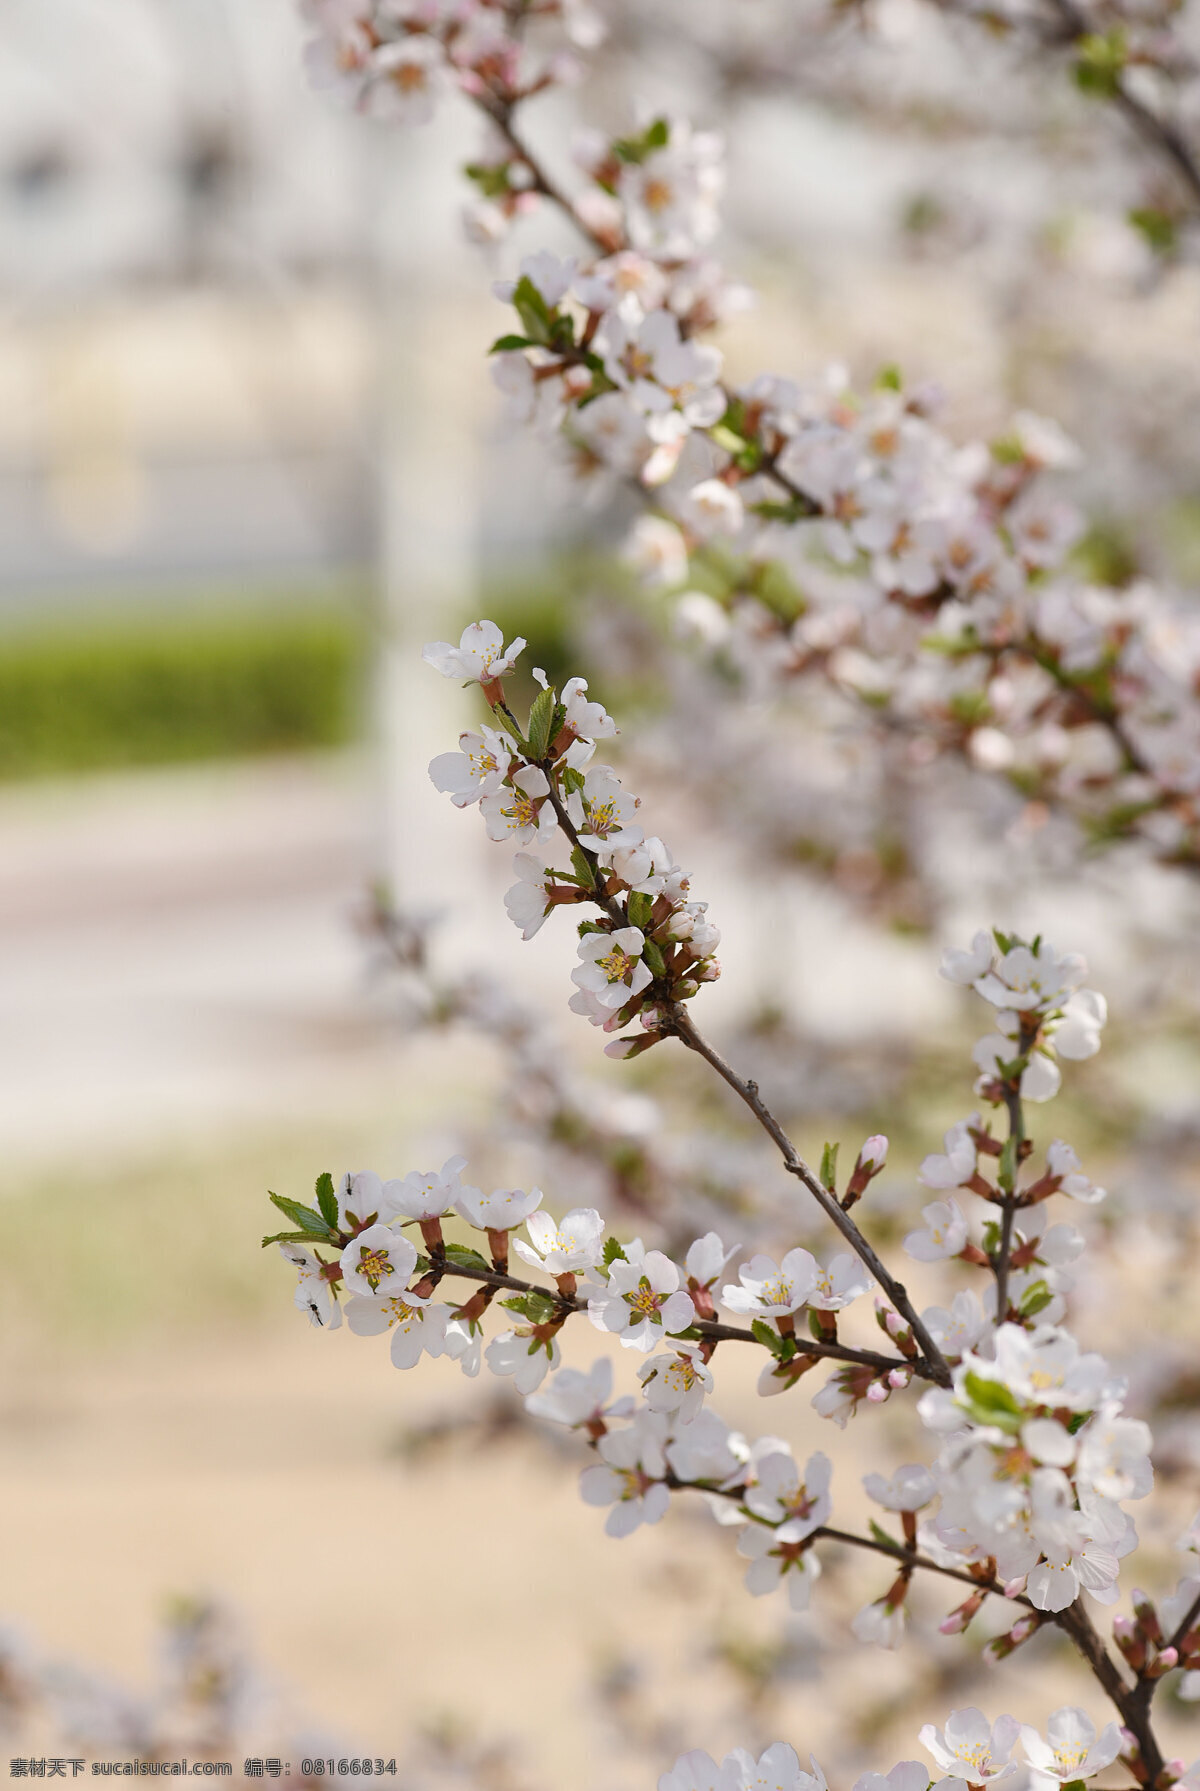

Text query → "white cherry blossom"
[579,1416,670,1537]
[1019,1708,1121,1785]
[484,1329,560,1395]
[279,1242,342,1330]
[455,1184,543,1231]
[918,1122,978,1190]
[725,1747,827,1791]
[919,1710,1019,1782]
[345,1289,448,1368]
[852,1596,908,1651]
[428,727,512,807]
[905,1199,969,1262]
[526,1357,635,1429]
[392,1156,469,1222]
[638,1342,713,1421]
[572,927,654,1009]
[587,1240,696,1351]
[481,767,559,846]
[722,1249,818,1319]
[864,1466,936,1512]
[512,1206,605,1275]
[744,1450,832,1540]
[808,1254,873,1311]
[339,1224,417,1300]
[737,1522,822,1610]
[422,619,525,684]
[503,854,556,939]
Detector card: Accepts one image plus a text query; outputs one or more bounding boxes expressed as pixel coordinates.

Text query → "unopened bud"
[1148,1646,1179,1677]
[984,1610,1041,1662]
[940,1589,985,1636]
[866,1378,890,1403]
[845,1135,889,1206]
[1133,1591,1163,1642]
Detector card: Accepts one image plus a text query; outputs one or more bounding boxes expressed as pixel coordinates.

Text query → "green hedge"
[0,602,364,779]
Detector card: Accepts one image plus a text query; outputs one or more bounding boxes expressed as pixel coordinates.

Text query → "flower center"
[598,946,636,984]
[627,1283,663,1318]
[760,1276,792,1307]
[381,1297,421,1328]
[356,1246,397,1291]
[643,177,675,214]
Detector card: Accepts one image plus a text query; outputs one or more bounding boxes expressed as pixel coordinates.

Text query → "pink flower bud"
[859,1134,888,1169]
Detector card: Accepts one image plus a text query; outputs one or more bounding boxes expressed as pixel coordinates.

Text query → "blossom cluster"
[285,12,1200,1789]
[485,204,1200,870]
[660,1705,1137,1791]
[300,0,603,238]
[424,619,721,1051]
[270,646,1200,1791]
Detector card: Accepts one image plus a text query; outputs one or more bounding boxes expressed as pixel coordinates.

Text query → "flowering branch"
[660,1001,953,1387]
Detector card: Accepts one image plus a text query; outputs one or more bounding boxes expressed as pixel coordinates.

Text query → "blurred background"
[3,1,1200,1787]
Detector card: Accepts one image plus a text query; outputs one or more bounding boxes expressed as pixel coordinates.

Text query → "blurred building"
[0,0,379,601]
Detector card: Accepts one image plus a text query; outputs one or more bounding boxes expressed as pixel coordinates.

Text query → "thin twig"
[423,1256,921,1374]
[660,1003,953,1387]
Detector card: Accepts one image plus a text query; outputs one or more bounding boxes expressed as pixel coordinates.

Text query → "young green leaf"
[527,686,557,760]
[315,1171,339,1230]
[268,1192,337,1240]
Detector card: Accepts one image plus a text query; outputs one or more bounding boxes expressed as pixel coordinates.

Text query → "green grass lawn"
[0,585,366,779]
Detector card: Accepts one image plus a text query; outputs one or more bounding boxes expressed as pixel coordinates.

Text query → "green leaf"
[1019,1278,1054,1319]
[603,1236,628,1267]
[315,1171,339,1230]
[500,1291,558,1325]
[612,117,670,164]
[443,1242,490,1273]
[751,1318,789,1359]
[962,1370,1023,1431]
[512,275,554,346]
[820,1141,840,1194]
[749,497,813,525]
[869,1519,905,1555]
[578,919,606,938]
[490,705,527,749]
[465,162,514,199]
[570,845,595,885]
[1128,207,1177,255]
[627,890,654,932]
[268,1192,337,1240]
[642,938,667,978]
[710,424,748,458]
[562,766,587,798]
[998,1135,1018,1195]
[527,686,557,759]
[1074,29,1127,97]
[489,333,534,354]
[874,364,903,392]
[262,1230,325,1248]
